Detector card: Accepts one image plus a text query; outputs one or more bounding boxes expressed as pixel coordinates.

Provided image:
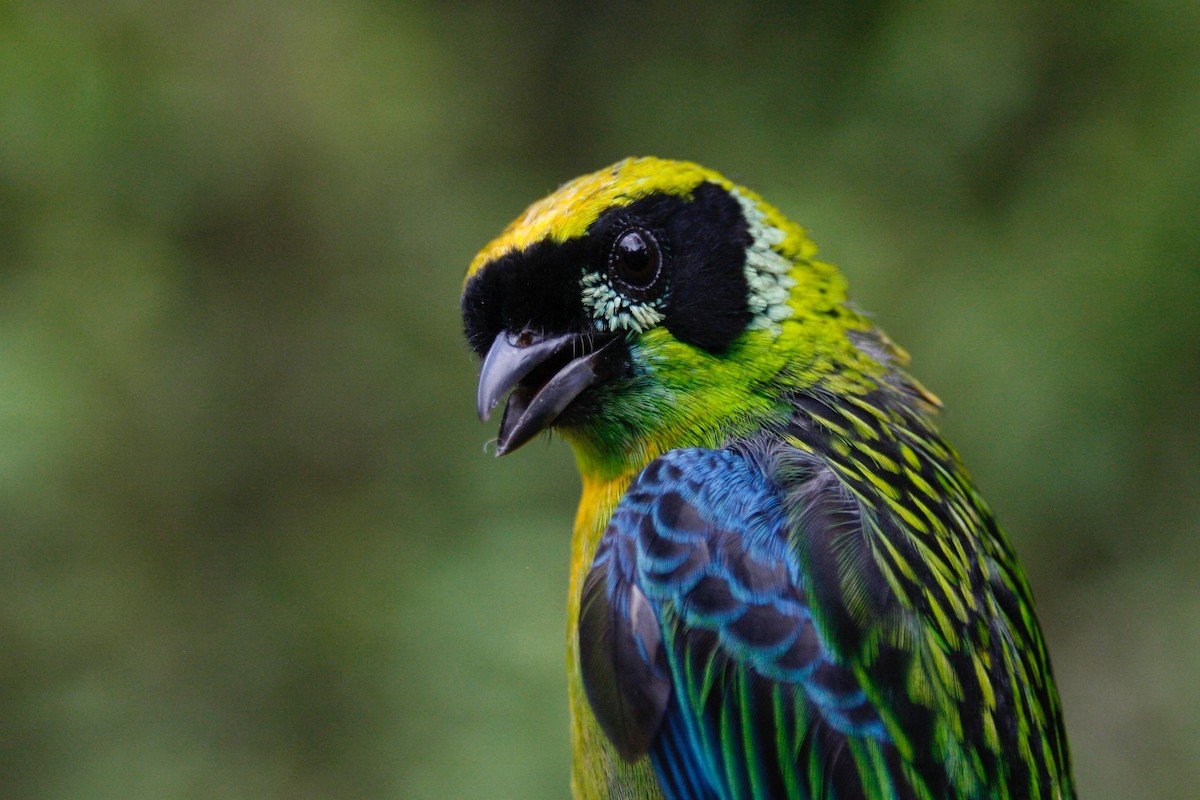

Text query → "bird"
[462,157,1074,800]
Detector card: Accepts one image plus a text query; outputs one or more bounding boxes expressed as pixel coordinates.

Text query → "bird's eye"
[610,229,661,291]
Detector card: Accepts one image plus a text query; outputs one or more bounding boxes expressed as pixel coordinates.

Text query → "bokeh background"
[2,2,1198,798]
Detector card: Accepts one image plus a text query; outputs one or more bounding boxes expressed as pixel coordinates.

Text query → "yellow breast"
[564,468,665,800]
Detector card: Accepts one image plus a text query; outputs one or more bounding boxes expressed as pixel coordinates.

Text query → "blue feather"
[579,448,892,798]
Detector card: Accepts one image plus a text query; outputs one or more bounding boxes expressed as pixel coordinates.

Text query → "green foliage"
[0,1,1196,798]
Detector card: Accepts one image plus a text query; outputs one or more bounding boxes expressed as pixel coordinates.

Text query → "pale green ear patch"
[581,270,668,334]
[731,188,796,333]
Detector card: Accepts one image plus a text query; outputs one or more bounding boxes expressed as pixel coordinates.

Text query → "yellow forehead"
[466,157,731,280]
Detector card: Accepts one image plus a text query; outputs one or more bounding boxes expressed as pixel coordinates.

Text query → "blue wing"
[578,448,899,800]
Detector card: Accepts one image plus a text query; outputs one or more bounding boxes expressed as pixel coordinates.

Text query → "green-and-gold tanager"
[462,157,1074,799]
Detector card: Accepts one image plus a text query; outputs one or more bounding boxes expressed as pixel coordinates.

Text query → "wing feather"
[579,448,895,799]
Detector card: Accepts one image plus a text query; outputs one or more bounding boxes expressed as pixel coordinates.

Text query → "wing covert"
[579,448,894,799]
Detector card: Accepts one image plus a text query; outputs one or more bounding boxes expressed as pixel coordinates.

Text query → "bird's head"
[462,157,917,476]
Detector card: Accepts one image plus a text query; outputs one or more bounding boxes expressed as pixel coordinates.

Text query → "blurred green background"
[2,2,1198,798]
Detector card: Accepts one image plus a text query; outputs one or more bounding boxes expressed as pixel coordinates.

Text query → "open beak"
[476,330,616,455]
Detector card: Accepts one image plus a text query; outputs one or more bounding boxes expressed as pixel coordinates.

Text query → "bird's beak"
[477,330,615,456]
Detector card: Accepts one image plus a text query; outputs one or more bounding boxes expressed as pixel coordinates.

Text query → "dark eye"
[610,229,661,290]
